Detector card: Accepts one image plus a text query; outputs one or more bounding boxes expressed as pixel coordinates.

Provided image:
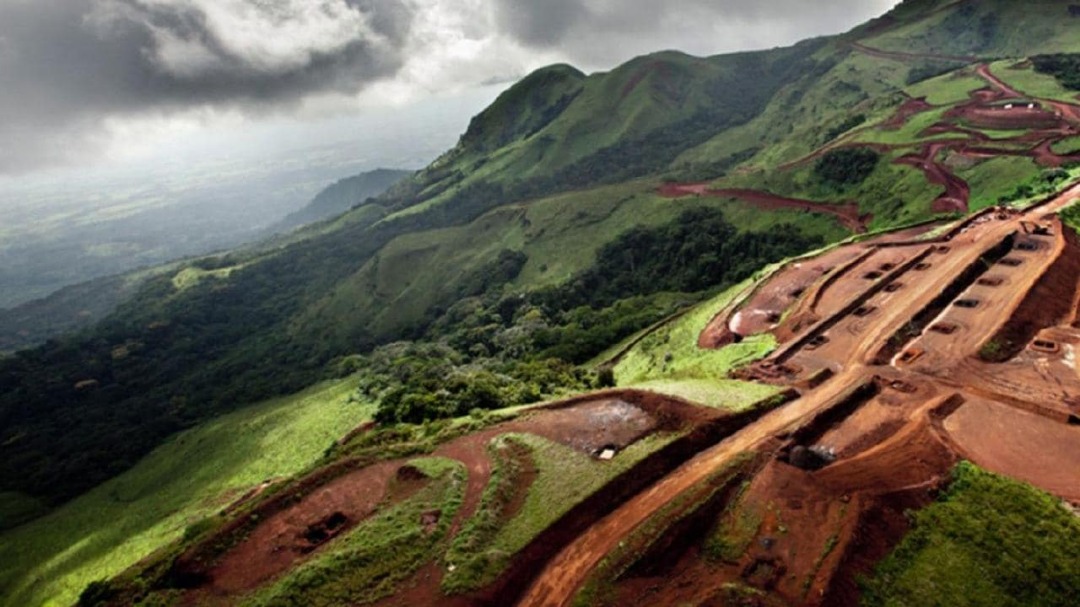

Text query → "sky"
[0,0,900,179]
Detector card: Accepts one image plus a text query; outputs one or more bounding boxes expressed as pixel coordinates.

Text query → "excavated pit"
[780,381,882,471]
[930,322,959,335]
[872,233,1016,365]
[771,249,936,366]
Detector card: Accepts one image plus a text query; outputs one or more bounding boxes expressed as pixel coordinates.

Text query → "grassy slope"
[862,462,1080,607]
[717,149,939,231]
[293,184,848,346]
[676,40,955,230]
[905,70,988,105]
[387,43,826,224]
[674,45,911,172]
[0,378,371,607]
[613,276,781,407]
[383,52,729,221]
[678,0,1080,229]
[488,433,679,556]
[7,6,1080,605]
[863,0,1080,58]
[958,156,1043,211]
[1051,135,1080,155]
[989,59,1080,103]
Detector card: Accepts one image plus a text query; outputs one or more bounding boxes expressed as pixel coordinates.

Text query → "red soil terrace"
[658,184,871,233]
[507,182,1080,607]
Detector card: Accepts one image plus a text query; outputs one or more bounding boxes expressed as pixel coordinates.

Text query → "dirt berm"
[467,392,797,606]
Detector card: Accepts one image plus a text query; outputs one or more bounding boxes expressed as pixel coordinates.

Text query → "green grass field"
[614,277,766,383]
[862,462,1080,607]
[627,378,778,412]
[441,431,681,593]
[863,1,1080,58]
[989,60,1080,103]
[906,72,987,106]
[1051,135,1080,156]
[170,263,247,292]
[294,181,848,348]
[856,107,954,145]
[958,155,1043,210]
[0,377,372,607]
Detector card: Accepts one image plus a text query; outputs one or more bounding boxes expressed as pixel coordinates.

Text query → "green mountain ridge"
[274,168,414,232]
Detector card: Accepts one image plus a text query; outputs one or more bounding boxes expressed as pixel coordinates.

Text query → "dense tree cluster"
[354,208,823,424]
[1031,54,1080,90]
[905,62,967,85]
[814,147,881,187]
[541,207,823,310]
[822,114,867,144]
[351,342,591,425]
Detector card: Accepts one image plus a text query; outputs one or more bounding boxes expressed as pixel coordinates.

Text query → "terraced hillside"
[4,1,1080,606]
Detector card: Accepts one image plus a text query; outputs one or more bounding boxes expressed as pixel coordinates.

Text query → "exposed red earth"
[516,181,1080,607]
[664,59,1080,239]
[895,142,971,213]
[879,95,935,130]
[698,223,941,347]
[657,184,871,233]
[169,391,744,606]
[395,59,1080,603]
[975,63,1027,99]
[154,176,1080,607]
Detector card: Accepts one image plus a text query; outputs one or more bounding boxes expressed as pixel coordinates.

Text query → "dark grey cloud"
[494,0,586,47]
[494,0,898,64]
[0,0,413,173]
[0,0,900,175]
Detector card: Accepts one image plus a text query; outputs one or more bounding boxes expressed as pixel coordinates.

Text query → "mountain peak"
[459,63,587,152]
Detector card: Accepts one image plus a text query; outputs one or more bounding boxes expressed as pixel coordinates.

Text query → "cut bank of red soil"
[658,184,870,233]
[376,391,739,607]
[512,184,1080,607]
[201,461,400,596]
[880,96,936,130]
[603,405,957,607]
[964,107,1063,130]
[895,142,971,213]
[978,220,1080,361]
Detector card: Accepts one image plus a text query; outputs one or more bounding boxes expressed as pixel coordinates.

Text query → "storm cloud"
[0,0,413,173]
[493,0,897,65]
[0,0,898,174]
